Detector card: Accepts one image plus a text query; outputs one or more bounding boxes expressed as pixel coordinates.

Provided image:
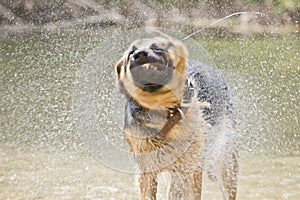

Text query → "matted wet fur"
[115,29,238,200]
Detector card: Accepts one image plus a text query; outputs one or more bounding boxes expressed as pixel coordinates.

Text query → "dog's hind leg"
[138,172,158,200]
[221,150,238,200]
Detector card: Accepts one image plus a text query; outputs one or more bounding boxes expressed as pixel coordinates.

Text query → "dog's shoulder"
[186,60,227,95]
[186,60,233,125]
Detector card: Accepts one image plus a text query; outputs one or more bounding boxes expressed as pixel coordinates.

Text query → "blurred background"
[0,0,299,199]
[0,0,299,33]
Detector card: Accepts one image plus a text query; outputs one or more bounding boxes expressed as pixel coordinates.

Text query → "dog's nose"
[132,50,149,65]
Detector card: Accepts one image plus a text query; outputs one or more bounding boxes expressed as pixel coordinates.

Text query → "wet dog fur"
[115,30,238,200]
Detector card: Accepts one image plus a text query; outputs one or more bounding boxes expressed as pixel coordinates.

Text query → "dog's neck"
[125,79,195,137]
[157,79,195,136]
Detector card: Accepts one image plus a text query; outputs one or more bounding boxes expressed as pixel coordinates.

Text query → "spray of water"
[1,9,299,199]
[183,11,264,40]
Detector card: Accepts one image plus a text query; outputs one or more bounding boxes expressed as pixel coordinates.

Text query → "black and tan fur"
[115,30,238,200]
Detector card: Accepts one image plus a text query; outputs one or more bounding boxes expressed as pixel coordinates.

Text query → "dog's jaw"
[122,73,186,110]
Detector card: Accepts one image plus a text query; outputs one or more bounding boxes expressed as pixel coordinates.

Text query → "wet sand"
[0,145,299,199]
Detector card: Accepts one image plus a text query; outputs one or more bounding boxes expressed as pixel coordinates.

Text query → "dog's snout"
[132,50,149,64]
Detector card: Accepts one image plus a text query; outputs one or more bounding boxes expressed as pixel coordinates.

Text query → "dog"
[115,29,239,200]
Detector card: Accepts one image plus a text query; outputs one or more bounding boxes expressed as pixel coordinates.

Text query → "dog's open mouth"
[129,49,173,92]
[130,62,173,92]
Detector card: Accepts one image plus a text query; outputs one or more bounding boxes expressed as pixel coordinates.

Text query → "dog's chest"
[124,98,183,152]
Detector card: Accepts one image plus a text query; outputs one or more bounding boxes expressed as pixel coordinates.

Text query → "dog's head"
[115,33,188,109]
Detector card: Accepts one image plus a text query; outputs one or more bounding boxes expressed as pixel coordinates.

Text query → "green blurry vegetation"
[0,0,299,26]
[197,33,299,154]
[242,0,300,14]
[0,29,299,154]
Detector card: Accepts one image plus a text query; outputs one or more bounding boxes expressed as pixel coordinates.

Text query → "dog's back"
[187,60,239,198]
[187,60,234,126]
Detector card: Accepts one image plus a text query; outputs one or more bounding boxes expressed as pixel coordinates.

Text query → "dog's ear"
[115,58,127,94]
[115,58,124,80]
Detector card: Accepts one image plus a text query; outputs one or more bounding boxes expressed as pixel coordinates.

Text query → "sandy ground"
[0,145,299,200]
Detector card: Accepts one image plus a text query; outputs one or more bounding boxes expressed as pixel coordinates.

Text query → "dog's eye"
[127,49,137,60]
[128,45,137,56]
[150,44,166,54]
[151,48,165,54]
[128,50,135,56]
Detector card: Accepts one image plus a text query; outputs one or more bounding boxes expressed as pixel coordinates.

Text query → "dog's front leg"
[191,171,203,199]
[167,171,202,199]
[138,173,158,200]
[167,173,183,199]
[167,172,200,199]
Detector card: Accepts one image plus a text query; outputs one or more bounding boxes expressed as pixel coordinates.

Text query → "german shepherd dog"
[115,30,238,200]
